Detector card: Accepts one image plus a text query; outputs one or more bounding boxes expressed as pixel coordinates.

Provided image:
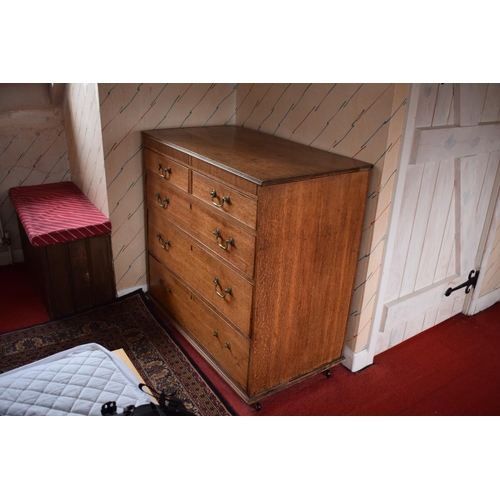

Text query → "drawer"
[188,199,256,277]
[148,255,250,389]
[144,148,189,192]
[148,208,191,272]
[192,171,257,229]
[146,171,191,222]
[147,208,253,334]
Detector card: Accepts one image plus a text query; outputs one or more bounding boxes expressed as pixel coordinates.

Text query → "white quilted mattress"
[0,343,154,416]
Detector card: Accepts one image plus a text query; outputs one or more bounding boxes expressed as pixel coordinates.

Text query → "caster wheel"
[324,369,332,378]
[254,402,262,411]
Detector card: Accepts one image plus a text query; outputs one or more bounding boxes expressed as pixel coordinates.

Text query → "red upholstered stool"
[10,182,116,319]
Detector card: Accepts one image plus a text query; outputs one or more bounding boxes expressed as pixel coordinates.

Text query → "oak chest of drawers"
[143,126,371,406]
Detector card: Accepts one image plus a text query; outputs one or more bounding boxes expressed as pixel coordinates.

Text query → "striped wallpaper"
[64,83,108,217]
[0,105,70,263]
[97,83,240,292]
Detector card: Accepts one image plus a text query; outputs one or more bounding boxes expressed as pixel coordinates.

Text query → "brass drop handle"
[156,233,170,250]
[213,277,232,298]
[156,192,169,208]
[214,229,234,250]
[213,332,230,350]
[210,189,230,208]
[157,162,171,179]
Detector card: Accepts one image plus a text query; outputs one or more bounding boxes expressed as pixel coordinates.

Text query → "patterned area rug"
[0,290,235,416]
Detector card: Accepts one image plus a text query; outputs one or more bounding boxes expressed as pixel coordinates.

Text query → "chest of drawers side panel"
[248,170,371,397]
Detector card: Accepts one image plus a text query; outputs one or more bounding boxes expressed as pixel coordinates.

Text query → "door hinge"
[445,270,480,297]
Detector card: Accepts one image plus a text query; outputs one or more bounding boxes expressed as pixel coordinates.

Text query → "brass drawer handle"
[156,192,169,208]
[159,279,172,293]
[157,162,171,179]
[213,277,232,298]
[212,332,230,350]
[213,229,234,251]
[156,233,171,250]
[210,189,231,208]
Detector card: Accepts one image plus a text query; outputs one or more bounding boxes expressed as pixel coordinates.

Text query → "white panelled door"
[369,83,500,359]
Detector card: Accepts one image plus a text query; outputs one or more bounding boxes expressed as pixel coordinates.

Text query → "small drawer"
[148,255,250,389]
[146,172,191,223]
[144,148,189,192]
[192,171,257,229]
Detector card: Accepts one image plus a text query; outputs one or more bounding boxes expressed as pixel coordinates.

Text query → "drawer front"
[192,171,257,229]
[144,148,189,192]
[148,208,192,274]
[191,156,258,196]
[146,172,191,221]
[148,255,250,389]
[144,135,191,166]
[188,200,256,277]
[148,208,253,334]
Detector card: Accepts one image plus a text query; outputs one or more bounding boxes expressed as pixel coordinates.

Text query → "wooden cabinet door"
[373,84,500,355]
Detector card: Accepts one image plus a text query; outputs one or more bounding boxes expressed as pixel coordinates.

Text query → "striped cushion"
[10,182,111,247]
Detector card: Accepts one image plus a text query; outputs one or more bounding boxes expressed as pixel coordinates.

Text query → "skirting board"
[117,283,148,298]
[470,289,500,316]
[342,345,373,372]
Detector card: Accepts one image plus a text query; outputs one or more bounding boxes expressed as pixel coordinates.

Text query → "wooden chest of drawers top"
[143,126,371,189]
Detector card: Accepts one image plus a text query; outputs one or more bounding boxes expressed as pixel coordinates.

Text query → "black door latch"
[445,270,480,297]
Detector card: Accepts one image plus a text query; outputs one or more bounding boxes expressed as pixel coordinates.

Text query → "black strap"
[138,383,176,403]
[102,384,195,416]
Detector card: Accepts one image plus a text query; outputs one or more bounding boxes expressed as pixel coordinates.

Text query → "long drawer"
[146,174,256,277]
[188,200,256,278]
[148,254,250,389]
[148,206,253,335]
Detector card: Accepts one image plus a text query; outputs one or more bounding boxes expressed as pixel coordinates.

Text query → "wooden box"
[10,182,116,320]
[19,223,116,319]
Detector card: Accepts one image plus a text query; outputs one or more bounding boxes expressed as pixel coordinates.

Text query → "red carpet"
[166,299,500,416]
[1,262,499,415]
[0,263,49,333]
